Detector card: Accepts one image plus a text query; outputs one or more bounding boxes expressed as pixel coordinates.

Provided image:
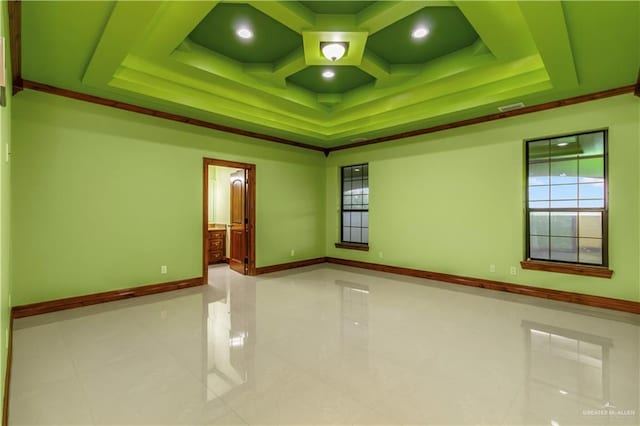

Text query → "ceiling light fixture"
[322,70,335,79]
[321,42,347,61]
[236,28,253,40]
[412,27,429,39]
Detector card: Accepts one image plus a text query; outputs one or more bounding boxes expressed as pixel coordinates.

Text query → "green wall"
[0,0,11,419]
[326,95,640,302]
[8,74,640,310]
[11,90,326,306]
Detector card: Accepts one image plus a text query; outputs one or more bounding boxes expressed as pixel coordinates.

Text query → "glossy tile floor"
[8,264,640,425]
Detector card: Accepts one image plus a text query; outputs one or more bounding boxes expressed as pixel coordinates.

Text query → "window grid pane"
[341,164,369,244]
[526,131,607,266]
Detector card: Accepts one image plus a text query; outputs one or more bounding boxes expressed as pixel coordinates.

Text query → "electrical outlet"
[161,265,167,274]
[489,264,496,273]
[510,266,517,275]
[378,252,383,259]
[290,249,295,257]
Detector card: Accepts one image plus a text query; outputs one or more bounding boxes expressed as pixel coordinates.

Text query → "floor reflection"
[204,266,256,402]
[7,264,640,425]
[336,280,370,356]
[521,321,625,424]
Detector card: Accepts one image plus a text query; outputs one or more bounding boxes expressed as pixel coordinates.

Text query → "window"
[341,164,369,246]
[525,130,608,267]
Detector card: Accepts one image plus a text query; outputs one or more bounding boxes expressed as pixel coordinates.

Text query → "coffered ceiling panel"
[22,1,640,149]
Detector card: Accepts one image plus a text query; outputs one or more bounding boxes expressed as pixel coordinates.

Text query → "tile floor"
[8,264,640,425]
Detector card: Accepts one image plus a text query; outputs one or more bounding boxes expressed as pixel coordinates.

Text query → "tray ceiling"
[22,1,640,148]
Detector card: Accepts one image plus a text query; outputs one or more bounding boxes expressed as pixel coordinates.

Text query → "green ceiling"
[300,1,376,15]
[366,7,478,64]
[287,66,375,93]
[189,4,301,63]
[20,1,640,149]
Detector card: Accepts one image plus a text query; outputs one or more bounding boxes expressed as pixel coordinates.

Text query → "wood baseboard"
[8,256,639,319]
[2,315,13,426]
[12,277,204,318]
[326,257,640,314]
[255,257,327,275]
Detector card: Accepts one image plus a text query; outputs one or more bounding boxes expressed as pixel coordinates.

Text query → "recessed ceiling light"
[557,142,568,147]
[322,70,335,79]
[412,27,429,39]
[236,28,253,40]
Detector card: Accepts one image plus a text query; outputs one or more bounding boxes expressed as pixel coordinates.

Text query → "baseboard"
[255,257,327,275]
[326,257,640,314]
[9,257,640,319]
[2,315,13,426]
[12,277,204,318]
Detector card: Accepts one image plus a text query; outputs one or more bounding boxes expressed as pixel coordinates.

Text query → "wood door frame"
[203,158,256,283]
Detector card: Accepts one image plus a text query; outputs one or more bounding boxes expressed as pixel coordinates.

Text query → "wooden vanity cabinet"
[208,228,226,264]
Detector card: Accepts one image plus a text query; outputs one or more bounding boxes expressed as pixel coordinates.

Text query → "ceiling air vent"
[498,102,525,113]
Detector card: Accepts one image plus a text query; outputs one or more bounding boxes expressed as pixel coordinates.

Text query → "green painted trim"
[318,93,343,105]
[110,67,333,140]
[169,41,325,113]
[455,1,537,60]
[357,1,439,35]
[248,0,315,33]
[132,1,217,59]
[83,2,163,86]
[272,47,307,85]
[518,0,578,89]
[76,0,596,143]
[327,70,554,139]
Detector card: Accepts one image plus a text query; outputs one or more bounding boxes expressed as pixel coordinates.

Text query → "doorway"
[203,158,256,283]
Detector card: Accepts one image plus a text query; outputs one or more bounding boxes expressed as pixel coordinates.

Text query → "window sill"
[520,260,613,279]
[335,242,369,251]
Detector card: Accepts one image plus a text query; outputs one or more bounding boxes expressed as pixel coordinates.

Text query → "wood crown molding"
[7,0,638,154]
[328,84,637,153]
[13,80,637,156]
[11,277,203,318]
[19,80,326,153]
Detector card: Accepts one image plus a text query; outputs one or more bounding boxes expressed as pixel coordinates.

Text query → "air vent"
[498,102,525,113]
